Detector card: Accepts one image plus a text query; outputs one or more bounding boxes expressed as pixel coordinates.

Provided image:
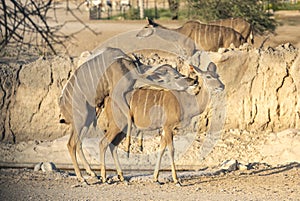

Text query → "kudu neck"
[195,80,211,110]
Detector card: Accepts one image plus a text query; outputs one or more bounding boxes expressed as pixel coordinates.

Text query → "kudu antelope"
[59,47,150,183]
[59,47,199,183]
[208,17,254,44]
[137,18,245,52]
[99,62,224,185]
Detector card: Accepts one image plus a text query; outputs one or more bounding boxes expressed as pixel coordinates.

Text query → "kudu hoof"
[154,180,164,185]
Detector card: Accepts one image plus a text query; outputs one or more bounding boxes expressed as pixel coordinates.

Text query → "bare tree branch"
[0,0,101,57]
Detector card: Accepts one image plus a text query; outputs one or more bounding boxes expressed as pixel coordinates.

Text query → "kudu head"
[136,18,162,38]
[189,62,225,93]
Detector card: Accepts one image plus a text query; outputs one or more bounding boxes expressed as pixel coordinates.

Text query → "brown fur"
[137,19,246,52]
[99,64,224,184]
[59,48,138,183]
[208,18,254,44]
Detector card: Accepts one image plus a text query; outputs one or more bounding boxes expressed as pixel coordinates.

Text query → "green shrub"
[182,0,277,34]
[274,2,300,11]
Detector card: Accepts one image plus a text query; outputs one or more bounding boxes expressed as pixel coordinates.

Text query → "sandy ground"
[0,163,299,201]
[1,4,300,201]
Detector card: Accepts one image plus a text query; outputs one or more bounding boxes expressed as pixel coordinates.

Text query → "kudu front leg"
[153,131,167,184]
[167,135,180,185]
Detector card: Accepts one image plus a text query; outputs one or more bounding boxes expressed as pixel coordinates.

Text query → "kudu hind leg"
[76,140,97,178]
[67,130,85,182]
[125,113,132,157]
[109,143,124,181]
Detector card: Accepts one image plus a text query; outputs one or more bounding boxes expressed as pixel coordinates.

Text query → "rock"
[34,162,57,172]
[237,163,248,171]
[34,162,43,171]
[265,46,275,54]
[220,159,238,172]
[41,162,57,172]
[218,48,226,54]
[248,162,271,170]
[260,129,300,165]
[229,43,236,49]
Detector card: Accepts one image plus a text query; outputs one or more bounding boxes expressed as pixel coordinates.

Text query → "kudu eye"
[193,76,199,85]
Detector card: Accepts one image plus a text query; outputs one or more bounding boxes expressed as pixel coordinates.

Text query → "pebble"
[34,162,43,171]
[218,48,226,54]
[41,162,57,172]
[34,162,57,172]
[220,159,238,172]
[238,163,248,171]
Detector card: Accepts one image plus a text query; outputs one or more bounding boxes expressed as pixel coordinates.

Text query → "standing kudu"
[99,62,224,185]
[137,18,245,52]
[59,47,143,183]
[208,18,254,45]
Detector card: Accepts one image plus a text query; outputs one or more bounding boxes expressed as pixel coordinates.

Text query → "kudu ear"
[131,53,145,73]
[148,17,154,24]
[190,65,204,74]
[131,53,140,62]
[207,62,217,72]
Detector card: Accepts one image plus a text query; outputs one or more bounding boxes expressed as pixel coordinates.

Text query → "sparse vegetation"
[116,0,277,34]
[273,1,300,10]
[183,0,277,34]
[112,8,172,20]
[0,0,100,57]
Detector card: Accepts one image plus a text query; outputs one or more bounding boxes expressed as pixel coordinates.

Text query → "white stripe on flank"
[61,75,74,97]
[135,90,141,116]
[218,26,222,46]
[95,56,102,78]
[143,90,149,117]
[204,25,208,48]
[101,54,110,83]
[153,92,157,106]
[195,24,198,49]
[86,62,95,97]
[73,76,86,101]
[87,61,96,93]
[129,90,134,112]
[158,91,163,119]
[64,87,73,105]
[79,64,90,102]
